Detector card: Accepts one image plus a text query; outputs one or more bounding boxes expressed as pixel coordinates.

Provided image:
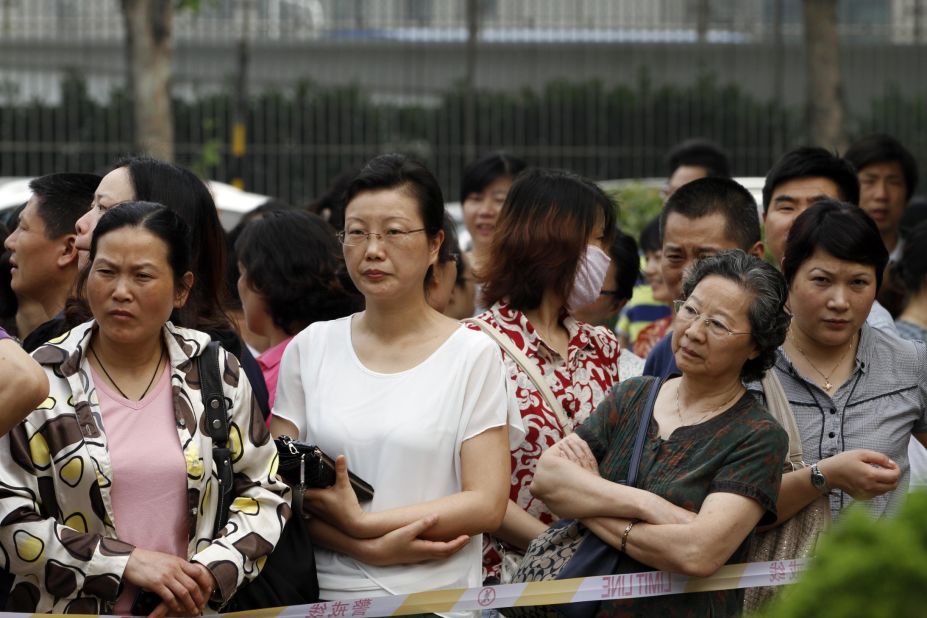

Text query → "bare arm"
[303,426,510,541]
[269,416,298,440]
[582,492,765,578]
[493,500,549,551]
[769,449,899,526]
[0,339,48,436]
[530,435,695,525]
[307,512,470,566]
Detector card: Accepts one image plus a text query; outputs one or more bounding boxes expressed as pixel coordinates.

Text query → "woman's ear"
[174,271,195,309]
[429,229,446,266]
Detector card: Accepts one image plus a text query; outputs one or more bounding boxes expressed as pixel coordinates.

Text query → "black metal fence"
[2,0,927,205]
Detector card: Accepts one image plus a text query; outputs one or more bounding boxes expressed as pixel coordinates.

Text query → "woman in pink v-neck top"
[91,363,187,615]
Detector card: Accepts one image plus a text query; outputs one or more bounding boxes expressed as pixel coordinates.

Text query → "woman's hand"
[123,548,214,617]
[819,449,900,500]
[304,455,370,537]
[550,434,599,475]
[363,515,471,567]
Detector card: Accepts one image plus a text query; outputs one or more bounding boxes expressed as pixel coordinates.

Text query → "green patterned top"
[575,375,788,618]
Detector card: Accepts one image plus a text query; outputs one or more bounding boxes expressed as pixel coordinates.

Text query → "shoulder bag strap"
[199,341,235,535]
[622,377,661,488]
[761,369,805,470]
[464,317,571,432]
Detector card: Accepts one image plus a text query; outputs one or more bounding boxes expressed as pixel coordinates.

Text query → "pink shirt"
[258,335,294,411]
[92,364,188,615]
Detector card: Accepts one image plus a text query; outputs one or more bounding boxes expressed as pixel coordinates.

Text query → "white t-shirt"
[273,315,513,606]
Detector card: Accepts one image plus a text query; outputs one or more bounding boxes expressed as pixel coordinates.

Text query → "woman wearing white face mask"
[466,169,622,583]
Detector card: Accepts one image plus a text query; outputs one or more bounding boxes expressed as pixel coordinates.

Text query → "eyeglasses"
[337,228,426,246]
[673,300,752,338]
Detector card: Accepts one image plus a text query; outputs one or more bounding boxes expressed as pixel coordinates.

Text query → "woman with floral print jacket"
[0,203,289,616]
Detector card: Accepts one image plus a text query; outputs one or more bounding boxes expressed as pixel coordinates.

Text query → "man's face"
[663,165,709,202]
[3,197,69,301]
[661,211,746,301]
[858,161,907,239]
[763,176,841,264]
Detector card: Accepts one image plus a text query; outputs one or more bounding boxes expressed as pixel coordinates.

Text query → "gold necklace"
[674,380,744,427]
[790,331,857,393]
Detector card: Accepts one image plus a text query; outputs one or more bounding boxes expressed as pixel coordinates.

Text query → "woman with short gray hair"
[529,250,790,616]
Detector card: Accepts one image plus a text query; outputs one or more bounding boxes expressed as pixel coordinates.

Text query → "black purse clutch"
[275,436,375,502]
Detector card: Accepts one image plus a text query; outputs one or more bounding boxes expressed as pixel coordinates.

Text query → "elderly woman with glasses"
[270,154,521,613]
[529,250,790,617]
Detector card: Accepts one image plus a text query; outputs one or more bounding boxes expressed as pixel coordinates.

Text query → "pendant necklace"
[91,343,165,401]
[790,331,857,393]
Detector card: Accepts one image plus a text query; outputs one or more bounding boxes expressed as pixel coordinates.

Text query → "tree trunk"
[121,0,174,161]
[803,0,847,151]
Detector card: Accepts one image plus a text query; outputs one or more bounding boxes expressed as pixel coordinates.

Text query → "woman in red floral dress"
[469,169,623,582]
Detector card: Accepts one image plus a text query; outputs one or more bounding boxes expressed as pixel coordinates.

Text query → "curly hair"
[235,210,360,335]
[681,250,790,383]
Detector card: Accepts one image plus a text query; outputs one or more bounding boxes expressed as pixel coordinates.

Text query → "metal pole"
[231,0,250,190]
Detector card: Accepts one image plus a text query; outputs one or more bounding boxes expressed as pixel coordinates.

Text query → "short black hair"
[28,173,100,238]
[608,229,640,304]
[762,147,859,214]
[900,197,927,240]
[236,210,359,335]
[661,177,761,250]
[639,215,662,254]
[897,221,927,294]
[782,200,889,292]
[666,139,731,179]
[225,199,293,308]
[844,134,919,200]
[307,166,360,233]
[459,152,527,203]
[344,154,445,240]
[439,213,465,287]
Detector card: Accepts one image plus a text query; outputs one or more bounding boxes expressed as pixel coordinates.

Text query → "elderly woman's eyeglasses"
[337,228,426,246]
[673,300,752,338]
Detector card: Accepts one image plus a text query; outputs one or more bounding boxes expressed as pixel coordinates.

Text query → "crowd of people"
[0,132,924,617]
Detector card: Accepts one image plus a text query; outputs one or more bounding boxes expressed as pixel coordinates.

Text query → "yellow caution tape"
[8,559,804,618]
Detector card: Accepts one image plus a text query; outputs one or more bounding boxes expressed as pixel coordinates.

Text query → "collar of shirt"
[493,302,595,361]
[256,336,294,373]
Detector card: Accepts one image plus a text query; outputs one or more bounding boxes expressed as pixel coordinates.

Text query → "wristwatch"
[810,463,830,495]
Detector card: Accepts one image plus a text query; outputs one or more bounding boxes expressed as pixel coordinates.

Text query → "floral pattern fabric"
[632,315,672,360]
[0,320,290,614]
[467,302,621,580]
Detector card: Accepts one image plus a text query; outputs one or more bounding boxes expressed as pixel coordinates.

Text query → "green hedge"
[757,490,927,617]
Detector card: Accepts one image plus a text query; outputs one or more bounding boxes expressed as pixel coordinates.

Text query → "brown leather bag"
[744,371,831,611]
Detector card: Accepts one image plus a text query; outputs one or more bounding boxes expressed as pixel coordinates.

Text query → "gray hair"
[681,250,790,382]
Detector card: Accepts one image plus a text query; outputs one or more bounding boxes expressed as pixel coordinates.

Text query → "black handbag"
[503,377,663,618]
[200,342,320,611]
[275,435,375,502]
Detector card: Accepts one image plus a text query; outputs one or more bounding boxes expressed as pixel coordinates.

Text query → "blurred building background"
[1,0,926,204]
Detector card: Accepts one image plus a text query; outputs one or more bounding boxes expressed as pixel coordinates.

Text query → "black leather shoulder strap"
[200,341,229,446]
[198,341,234,535]
[623,376,662,488]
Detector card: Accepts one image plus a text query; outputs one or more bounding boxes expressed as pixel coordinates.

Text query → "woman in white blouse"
[270,154,519,611]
